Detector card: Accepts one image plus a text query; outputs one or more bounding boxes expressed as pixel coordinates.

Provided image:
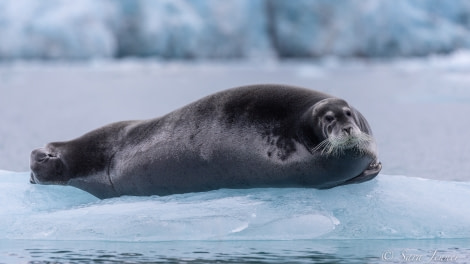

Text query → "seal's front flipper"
[342,161,382,185]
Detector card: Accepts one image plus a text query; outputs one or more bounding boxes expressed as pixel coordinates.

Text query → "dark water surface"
[2,239,470,264]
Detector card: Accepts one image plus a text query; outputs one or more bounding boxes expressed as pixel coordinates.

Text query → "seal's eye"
[344,109,352,117]
[324,115,334,123]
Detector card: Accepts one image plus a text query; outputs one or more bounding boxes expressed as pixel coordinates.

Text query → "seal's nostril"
[343,127,352,135]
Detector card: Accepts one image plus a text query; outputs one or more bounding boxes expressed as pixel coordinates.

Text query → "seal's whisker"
[312,139,330,153]
[315,132,373,157]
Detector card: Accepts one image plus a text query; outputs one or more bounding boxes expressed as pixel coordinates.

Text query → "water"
[1,56,470,262]
[1,239,469,263]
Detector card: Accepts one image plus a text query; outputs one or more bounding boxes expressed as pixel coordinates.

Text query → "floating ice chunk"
[0,170,469,241]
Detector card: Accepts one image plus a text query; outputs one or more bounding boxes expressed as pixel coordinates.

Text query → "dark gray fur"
[30,84,381,199]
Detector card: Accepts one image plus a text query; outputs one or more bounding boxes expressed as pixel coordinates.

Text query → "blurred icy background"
[2,0,470,60]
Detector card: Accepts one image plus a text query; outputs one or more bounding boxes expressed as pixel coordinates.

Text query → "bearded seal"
[30,84,382,199]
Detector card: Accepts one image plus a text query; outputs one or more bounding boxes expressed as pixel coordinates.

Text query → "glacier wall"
[2,0,470,60]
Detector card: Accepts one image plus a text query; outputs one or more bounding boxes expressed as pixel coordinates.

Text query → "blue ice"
[1,170,469,241]
[1,0,470,59]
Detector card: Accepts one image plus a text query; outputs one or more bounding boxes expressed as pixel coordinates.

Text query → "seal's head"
[309,98,375,157]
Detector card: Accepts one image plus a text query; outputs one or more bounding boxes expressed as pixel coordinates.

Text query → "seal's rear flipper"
[342,161,382,186]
